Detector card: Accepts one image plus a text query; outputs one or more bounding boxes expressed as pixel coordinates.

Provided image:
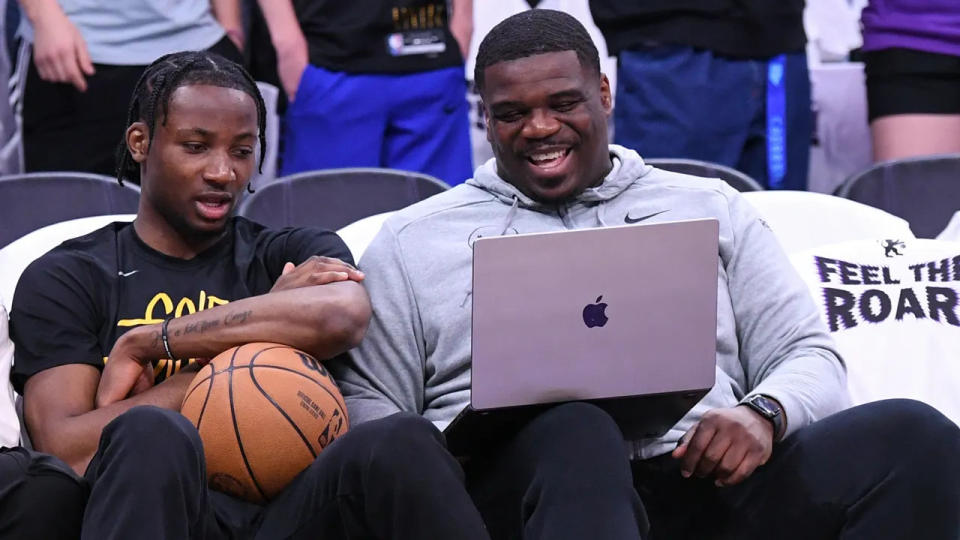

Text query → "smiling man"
[335,9,960,540]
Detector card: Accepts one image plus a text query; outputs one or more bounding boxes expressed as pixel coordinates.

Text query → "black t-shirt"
[294,0,463,73]
[589,0,806,59]
[9,217,353,394]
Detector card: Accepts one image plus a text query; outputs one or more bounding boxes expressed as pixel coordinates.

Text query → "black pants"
[81,406,488,540]
[21,37,242,178]
[465,402,646,540]
[0,446,86,539]
[632,399,960,540]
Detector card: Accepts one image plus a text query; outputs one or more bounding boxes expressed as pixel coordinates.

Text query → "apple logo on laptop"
[582,296,609,328]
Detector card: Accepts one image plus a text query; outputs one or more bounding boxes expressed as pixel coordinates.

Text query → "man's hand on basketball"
[31,4,95,91]
[672,406,774,487]
[270,256,364,293]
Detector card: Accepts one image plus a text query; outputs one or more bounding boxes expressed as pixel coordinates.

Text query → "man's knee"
[101,406,202,460]
[847,399,959,454]
[527,402,623,447]
[341,412,446,467]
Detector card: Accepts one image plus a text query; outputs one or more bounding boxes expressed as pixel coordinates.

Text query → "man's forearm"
[211,0,244,47]
[256,0,306,53]
[123,281,370,364]
[34,366,200,475]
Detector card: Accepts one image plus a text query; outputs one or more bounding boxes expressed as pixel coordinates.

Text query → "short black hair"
[116,51,267,185]
[474,9,601,93]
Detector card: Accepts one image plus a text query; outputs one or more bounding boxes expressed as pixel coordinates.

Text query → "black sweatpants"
[21,37,242,178]
[0,446,86,539]
[632,399,960,540]
[465,402,647,540]
[81,406,489,540]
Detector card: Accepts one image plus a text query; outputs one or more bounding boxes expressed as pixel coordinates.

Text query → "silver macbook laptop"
[444,218,719,456]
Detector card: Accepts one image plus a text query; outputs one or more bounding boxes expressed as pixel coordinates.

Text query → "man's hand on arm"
[270,256,364,293]
[96,279,370,408]
[19,0,94,91]
[671,404,779,487]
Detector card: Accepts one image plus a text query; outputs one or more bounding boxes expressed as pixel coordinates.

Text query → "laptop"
[443,218,720,457]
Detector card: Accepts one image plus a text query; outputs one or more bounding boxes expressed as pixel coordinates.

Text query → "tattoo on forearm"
[183,319,221,335]
[223,310,253,326]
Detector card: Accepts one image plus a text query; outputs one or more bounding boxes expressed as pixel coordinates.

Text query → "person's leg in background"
[382,66,473,186]
[737,51,811,190]
[465,402,646,540]
[613,46,752,172]
[20,36,241,178]
[865,48,960,162]
[279,67,388,176]
[0,447,87,539]
[256,412,490,540]
[615,46,811,190]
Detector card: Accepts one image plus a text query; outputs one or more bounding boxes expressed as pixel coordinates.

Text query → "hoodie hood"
[466,144,653,209]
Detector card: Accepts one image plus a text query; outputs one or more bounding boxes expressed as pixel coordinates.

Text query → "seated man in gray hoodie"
[332,9,960,540]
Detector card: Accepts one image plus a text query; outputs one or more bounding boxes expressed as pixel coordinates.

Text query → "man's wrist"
[739,394,785,441]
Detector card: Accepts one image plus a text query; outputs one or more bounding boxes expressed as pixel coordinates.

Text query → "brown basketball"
[180,343,349,503]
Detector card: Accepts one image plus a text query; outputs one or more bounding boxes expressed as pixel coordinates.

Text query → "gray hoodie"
[332,145,850,459]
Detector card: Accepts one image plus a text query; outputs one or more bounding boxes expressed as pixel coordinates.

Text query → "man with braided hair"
[6,51,492,539]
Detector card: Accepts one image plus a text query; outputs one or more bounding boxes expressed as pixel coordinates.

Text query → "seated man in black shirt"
[7,51,490,539]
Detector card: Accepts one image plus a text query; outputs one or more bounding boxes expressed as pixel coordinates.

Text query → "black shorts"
[864,47,960,121]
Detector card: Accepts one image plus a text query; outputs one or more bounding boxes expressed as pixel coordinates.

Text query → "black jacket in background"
[588,0,806,59]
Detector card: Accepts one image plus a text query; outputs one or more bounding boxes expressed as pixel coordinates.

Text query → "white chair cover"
[0,214,135,312]
[0,302,19,447]
[337,212,394,263]
[742,191,914,254]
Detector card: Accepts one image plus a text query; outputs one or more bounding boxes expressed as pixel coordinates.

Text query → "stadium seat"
[0,172,140,248]
[237,167,449,231]
[645,158,764,192]
[742,191,915,254]
[836,154,960,239]
[0,214,136,312]
[250,81,280,188]
[337,211,394,262]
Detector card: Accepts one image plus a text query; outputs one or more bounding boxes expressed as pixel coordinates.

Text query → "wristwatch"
[740,394,785,441]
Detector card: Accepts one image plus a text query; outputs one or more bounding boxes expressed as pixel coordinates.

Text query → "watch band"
[740,394,784,441]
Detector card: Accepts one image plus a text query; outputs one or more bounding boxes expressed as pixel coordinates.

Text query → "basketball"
[180,343,349,503]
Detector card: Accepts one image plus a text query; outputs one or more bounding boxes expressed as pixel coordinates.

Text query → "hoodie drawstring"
[500,196,520,235]
[461,196,521,308]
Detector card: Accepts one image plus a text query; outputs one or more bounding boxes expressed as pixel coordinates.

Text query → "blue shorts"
[281,65,473,186]
[614,46,811,190]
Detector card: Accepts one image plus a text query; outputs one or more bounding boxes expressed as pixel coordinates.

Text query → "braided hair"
[474,9,600,94]
[116,51,267,188]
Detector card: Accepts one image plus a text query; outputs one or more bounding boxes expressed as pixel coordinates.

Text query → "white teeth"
[530,150,565,163]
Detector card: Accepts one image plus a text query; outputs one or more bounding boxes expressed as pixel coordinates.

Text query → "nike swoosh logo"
[118,270,139,277]
[624,210,668,224]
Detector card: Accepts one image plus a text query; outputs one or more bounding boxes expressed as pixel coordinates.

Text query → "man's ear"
[126,122,150,164]
[481,100,494,144]
[599,74,612,115]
